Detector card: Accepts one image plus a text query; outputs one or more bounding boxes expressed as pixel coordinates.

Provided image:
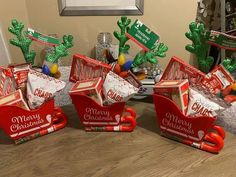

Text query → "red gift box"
[0,66,16,96]
[69,53,111,82]
[201,65,234,94]
[154,79,189,114]
[161,56,205,85]
[70,77,103,105]
[0,89,29,110]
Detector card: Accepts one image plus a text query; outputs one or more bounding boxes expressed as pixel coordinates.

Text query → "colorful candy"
[42,64,50,75]
[118,54,126,66]
[50,64,58,74]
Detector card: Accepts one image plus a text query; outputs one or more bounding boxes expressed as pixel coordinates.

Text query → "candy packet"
[27,69,66,109]
[103,71,139,104]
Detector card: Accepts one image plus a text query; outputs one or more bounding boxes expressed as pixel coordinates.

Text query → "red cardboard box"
[0,66,16,96]
[201,65,234,94]
[0,89,29,110]
[154,79,189,114]
[69,53,111,82]
[161,56,205,85]
[70,77,103,105]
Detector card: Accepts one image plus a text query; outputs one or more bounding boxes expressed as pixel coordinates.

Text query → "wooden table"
[0,98,236,177]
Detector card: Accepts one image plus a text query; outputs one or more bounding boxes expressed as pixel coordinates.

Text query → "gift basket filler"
[0,20,73,144]
[1,17,235,155]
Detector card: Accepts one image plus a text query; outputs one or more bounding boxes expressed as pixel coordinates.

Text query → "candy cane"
[85,115,136,132]
[161,129,224,153]
[5,78,13,95]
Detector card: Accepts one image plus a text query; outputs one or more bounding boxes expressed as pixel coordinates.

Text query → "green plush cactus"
[8,19,36,64]
[185,22,214,73]
[45,35,74,63]
[222,58,236,73]
[132,43,168,68]
[113,16,131,54]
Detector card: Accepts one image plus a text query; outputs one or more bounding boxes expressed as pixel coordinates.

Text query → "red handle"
[201,132,224,153]
[124,107,136,119]
[52,107,68,131]
[212,125,225,139]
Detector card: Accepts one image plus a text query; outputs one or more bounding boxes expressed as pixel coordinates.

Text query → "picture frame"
[58,0,144,16]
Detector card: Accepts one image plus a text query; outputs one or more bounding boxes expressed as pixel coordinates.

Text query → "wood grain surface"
[0,97,236,177]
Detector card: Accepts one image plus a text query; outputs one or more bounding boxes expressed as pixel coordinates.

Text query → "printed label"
[162,112,194,135]
[127,20,160,51]
[10,114,45,133]
[27,28,60,46]
[83,107,113,122]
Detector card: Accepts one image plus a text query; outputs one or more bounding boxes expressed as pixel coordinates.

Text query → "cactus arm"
[45,35,74,63]
[8,19,36,64]
[185,22,213,73]
[113,16,131,54]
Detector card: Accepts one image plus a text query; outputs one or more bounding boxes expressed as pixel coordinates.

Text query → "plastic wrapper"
[187,87,227,117]
[103,71,139,104]
[27,69,66,109]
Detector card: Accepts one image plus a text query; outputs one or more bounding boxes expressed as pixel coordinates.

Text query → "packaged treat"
[27,69,66,109]
[201,65,234,94]
[70,77,103,105]
[0,66,16,96]
[103,71,139,104]
[123,71,142,89]
[161,56,205,85]
[154,79,189,114]
[8,63,31,95]
[0,89,29,110]
[69,53,111,82]
[187,88,224,117]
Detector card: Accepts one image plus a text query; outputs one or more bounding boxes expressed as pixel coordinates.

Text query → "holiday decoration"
[222,58,236,73]
[8,19,36,64]
[112,16,168,84]
[113,16,131,54]
[127,19,160,51]
[185,22,214,73]
[8,19,74,78]
[132,43,168,68]
[42,35,73,77]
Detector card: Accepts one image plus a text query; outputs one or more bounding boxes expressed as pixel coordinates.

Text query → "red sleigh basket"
[153,94,225,153]
[0,99,67,144]
[70,93,136,132]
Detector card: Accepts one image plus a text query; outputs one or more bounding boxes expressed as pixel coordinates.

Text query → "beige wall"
[0,0,30,64]
[1,0,198,68]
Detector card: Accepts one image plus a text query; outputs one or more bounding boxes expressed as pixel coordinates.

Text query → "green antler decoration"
[8,19,36,64]
[131,43,168,68]
[114,16,131,54]
[45,35,74,63]
[185,22,214,73]
[222,58,236,73]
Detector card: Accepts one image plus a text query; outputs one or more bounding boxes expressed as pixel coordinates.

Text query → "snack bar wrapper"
[187,88,224,117]
[103,71,139,104]
[27,69,66,109]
